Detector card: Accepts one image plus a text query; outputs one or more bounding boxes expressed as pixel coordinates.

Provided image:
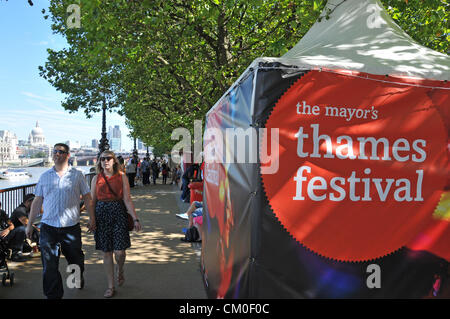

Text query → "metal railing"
[0,173,95,217]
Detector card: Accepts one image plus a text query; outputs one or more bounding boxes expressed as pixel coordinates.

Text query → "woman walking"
[91,151,142,298]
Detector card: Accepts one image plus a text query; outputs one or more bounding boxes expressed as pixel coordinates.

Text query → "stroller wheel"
[9,273,14,287]
[2,273,6,286]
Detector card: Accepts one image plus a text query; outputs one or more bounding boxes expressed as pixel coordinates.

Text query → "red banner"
[261,70,449,262]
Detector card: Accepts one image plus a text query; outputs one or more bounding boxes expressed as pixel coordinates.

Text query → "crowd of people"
[0,143,203,298]
[116,156,181,189]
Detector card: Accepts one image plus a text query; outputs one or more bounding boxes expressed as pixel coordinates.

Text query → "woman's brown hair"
[96,150,120,175]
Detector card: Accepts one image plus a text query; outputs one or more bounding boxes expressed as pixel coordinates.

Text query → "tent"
[201,0,449,298]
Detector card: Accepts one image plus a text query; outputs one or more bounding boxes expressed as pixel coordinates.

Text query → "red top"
[96,172,124,201]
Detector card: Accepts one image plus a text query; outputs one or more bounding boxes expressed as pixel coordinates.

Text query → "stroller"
[0,237,15,287]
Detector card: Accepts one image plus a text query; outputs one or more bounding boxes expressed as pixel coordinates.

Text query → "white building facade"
[0,130,18,160]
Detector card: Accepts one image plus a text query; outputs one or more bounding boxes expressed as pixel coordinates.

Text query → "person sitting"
[10,194,40,251]
[192,215,203,241]
[180,201,203,242]
[184,201,203,228]
[0,202,28,262]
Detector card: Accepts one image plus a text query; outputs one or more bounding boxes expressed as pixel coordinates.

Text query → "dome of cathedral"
[31,125,44,137]
[29,121,46,145]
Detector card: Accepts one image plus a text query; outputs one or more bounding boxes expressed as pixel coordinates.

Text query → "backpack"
[182,226,200,242]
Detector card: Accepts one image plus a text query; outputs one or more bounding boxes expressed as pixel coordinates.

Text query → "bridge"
[71,155,97,166]
[70,151,137,166]
[1,151,144,169]
[0,158,49,168]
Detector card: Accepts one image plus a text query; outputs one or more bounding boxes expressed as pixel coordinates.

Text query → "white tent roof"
[207,0,449,117]
[261,0,450,81]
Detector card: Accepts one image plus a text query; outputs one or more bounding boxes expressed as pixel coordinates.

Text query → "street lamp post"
[98,98,110,158]
[132,137,138,161]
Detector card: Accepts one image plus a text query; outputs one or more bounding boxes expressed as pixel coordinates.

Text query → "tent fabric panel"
[281,0,450,81]
[252,63,308,128]
[202,74,255,298]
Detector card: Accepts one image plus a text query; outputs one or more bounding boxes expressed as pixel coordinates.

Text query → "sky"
[0,0,133,151]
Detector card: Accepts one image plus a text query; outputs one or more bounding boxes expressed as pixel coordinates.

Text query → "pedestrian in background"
[151,159,159,185]
[126,158,137,188]
[161,162,168,184]
[117,156,126,173]
[141,157,151,185]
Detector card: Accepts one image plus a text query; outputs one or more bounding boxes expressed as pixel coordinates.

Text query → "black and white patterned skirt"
[94,201,131,252]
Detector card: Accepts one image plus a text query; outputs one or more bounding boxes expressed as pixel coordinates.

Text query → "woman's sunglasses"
[100,157,114,162]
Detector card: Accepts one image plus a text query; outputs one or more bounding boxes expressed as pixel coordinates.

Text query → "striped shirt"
[35,166,90,228]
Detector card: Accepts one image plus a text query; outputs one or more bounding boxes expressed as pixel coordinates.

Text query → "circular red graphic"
[261,71,448,262]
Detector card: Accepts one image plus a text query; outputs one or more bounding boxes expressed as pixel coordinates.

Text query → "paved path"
[0,180,207,299]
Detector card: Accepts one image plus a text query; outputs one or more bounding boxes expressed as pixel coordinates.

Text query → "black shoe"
[22,244,32,253]
[11,253,28,262]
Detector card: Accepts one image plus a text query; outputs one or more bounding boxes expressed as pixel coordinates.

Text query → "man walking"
[26,143,95,299]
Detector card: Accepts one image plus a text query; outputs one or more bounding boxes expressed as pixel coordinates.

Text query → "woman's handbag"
[101,172,134,231]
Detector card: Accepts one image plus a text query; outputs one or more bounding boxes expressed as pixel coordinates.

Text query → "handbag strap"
[100,171,120,200]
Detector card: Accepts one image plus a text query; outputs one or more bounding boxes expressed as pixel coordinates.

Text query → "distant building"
[107,125,122,151]
[92,139,99,149]
[18,122,51,159]
[0,130,18,160]
[137,139,146,151]
[65,140,81,150]
[109,138,120,151]
[28,121,46,146]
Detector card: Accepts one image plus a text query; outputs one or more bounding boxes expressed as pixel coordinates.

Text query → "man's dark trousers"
[4,226,26,252]
[40,223,84,299]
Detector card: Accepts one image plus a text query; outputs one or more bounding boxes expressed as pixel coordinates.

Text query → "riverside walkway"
[1,180,207,299]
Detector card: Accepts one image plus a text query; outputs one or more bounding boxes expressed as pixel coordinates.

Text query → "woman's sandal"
[117,269,125,286]
[104,287,115,298]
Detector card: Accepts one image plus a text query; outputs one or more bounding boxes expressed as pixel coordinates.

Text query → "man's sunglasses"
[53,149,68,155]
[100,157,114,162]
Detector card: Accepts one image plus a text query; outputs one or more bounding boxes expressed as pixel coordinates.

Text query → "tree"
[31,151,47,158]
[39,1,127,153]
[383,0,449,54]
[42,0,325,152]
[41,0,448,153]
